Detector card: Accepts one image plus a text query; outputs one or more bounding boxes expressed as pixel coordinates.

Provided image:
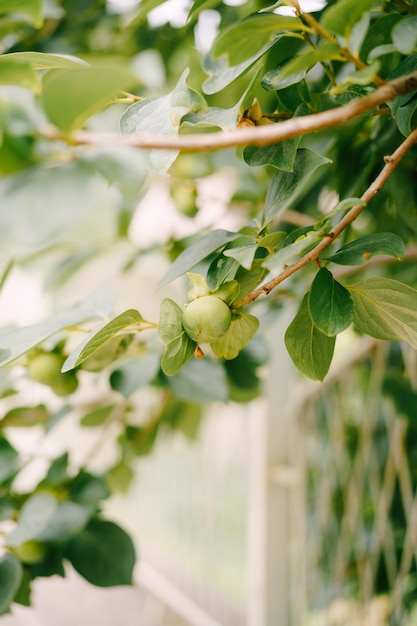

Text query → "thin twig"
[233,128,417,308]
[39,72,417,152]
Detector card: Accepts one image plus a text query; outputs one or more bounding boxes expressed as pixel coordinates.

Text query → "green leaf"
[309,268,354,336]
[324,233,405,265]
[0,0,43,27]
[0,60,39,91]
[6,493,58,547]
[63,309,147,372]
[161,332,196,376]
[0,554,22,615]
[158,298,184,345]
[285,294,335,381]
[261,149,331,226]
[326,197,366,218]
[396,96,417,137]
[120,68,206,173]
[349,278,417,348]
[223,236,257,270]
[210,280,240,305]
[321,0,380,38]
[187,0,219,20]
[392,16,417,55]
[110,353,161,398]
[0,438,20,484]
[211,312,259,360]
[158,229,239,288]
[262,42,342,91]
[42,63,137,133]
[165,358,228,403]
[0,52,85,70]
[243,138,301,172]
[263,228,323,273]
[36,502,91,543]
[80,404,116,427]
[0,286,116,368]
[203,41,276,95]
[212,13,303,66]
[66,519,135,587]
[69,473,109,507]
[0,405,49,428]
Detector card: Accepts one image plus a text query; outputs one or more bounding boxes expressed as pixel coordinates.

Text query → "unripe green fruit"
[28,352,78,396]
[28,353,64,385]
[50,371,79,396]
[182,295,232,343]
[12,540,47,564]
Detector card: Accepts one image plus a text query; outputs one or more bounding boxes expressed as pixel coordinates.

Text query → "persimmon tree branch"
[39,72,417,152]
[232,127,417,308]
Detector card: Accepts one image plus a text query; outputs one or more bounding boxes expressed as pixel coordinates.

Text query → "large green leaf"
[120,68,206,173]
[42,63,137,133]
[211,312,259,360]
[321,0,380,38]
[6,493,58,547]
[285,295,336,381]
[0,554,22,615]
[0,60,39,91]
[66,519,135,587]
[110,353,161,398]
[165,358,228,403]
[0,286,116,368]
[36,502,91,543]
[212,13,303,66]
[0,0,43,26]
[63,309,148,371]
[324,233,405,265]
[243,138,300,172]
[223,236,257,270]
[0,52,85,70]
[261,149,331,226]
[349,278,417,348]
[202,41,276,95]
[158,230,239,287]
[309,268,354,336]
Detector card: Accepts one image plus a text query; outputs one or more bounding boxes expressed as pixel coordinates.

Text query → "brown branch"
[39,72,417,152]
[233,128,417,308]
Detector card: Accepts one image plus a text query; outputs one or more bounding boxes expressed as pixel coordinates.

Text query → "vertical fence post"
[248,314,306,626]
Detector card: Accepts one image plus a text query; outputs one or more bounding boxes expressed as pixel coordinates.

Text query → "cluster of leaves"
[1,0,417,613]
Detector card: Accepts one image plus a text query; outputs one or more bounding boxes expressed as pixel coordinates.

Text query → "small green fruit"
[28,353,64,385]
[182,295,232,343]
[12,540,47,564]
[50,371,79,396]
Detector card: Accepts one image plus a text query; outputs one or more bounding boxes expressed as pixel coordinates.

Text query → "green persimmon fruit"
[182,295,232,343]
[12,540,47,564]
[28,352,64,385]
[50,371,78,396]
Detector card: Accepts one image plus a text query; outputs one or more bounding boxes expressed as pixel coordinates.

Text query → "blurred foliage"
[0,0,417,617]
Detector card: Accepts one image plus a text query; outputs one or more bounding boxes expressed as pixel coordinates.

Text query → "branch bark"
[233,127,417,308]
[39,71,417,152]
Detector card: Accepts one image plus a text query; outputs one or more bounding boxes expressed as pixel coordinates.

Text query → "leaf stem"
[233,127,417,308]
[39,72,417,151]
